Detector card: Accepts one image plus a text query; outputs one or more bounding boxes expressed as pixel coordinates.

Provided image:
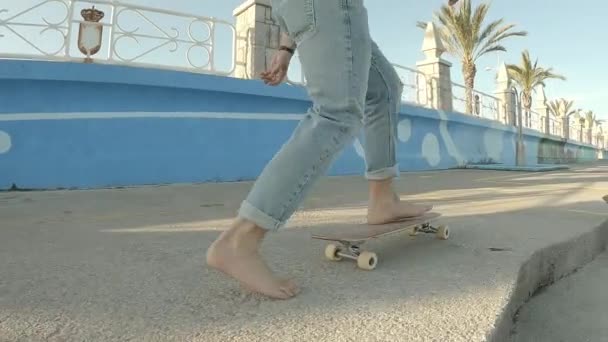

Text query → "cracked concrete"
[512,252,608,342]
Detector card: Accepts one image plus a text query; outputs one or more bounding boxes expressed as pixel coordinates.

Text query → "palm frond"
[507,50,565,108]
[417,0,527,113]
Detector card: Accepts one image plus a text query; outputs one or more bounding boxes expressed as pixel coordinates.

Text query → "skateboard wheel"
[357,251,378,270]
[436,225,449,240]
[324,244,343,261]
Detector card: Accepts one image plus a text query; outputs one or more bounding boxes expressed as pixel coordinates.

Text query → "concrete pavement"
[1,165,607,341]
[512,252,608,342]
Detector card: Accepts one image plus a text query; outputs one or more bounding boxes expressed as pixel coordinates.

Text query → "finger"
[266,72,281,86]
[269,74,282,86]
[271,70,286,85]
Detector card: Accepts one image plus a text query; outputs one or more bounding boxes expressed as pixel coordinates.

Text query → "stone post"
[535,85,550,134]
[416,22,453,112]
[233,0,281,79]
[495,63,515,126]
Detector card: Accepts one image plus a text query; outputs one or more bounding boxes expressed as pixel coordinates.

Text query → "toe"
[279,279,299,298]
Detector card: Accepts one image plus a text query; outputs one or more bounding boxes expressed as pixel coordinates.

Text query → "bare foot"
[206,220,299,300]
[367,193,432,225]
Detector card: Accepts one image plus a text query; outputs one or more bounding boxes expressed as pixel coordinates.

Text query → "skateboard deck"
[311,212,447,270]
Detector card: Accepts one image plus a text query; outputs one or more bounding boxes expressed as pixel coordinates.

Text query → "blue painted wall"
[0,60,601,190]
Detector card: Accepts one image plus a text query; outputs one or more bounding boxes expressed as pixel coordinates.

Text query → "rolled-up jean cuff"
[238,200,283,232]
[365,164,400,180]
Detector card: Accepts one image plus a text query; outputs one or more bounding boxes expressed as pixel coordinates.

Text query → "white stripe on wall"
[0,112,304,122]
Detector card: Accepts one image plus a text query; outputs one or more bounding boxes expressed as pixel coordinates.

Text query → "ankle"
[225,218,266,247]
[369,179,396,204]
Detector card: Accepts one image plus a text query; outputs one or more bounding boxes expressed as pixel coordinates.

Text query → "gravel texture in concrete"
[1,165,607,341]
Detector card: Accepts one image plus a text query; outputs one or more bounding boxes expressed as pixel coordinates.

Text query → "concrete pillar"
[495,63,515,125]
[416,22,453,112]
[233,0,281,79]
[535,85,549,134]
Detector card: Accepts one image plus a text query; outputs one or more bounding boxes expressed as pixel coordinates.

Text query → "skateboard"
[311,212,448,271]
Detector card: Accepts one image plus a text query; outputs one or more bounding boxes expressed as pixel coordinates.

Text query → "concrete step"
[511,252,608,342]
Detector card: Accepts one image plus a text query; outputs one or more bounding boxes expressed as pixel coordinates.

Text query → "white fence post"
[535,85,550,135]
[416,22,453,112]
[495,63,515,126]
[233,0,280,80]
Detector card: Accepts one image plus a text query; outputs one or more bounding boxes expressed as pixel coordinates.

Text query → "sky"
[2,0,606,119]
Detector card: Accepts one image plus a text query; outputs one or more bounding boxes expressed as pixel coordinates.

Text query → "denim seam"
[292,0,317,43]
[239,200,282,231]
[303,0,316,38]
[276,132,343,223]
[369,58,397,169]
[343,0,355,109]
[275,0,357,224]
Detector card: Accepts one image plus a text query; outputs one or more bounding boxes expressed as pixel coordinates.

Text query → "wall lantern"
[78,6,105,63]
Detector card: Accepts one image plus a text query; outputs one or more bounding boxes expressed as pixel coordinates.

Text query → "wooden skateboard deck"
[311,212,448,270]
[312,212,442,243]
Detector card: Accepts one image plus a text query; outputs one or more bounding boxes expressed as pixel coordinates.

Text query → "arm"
[280,32,297,50]
[260,33,295,86]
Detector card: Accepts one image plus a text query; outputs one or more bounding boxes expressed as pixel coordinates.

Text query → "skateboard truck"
[324,243,379,271]
[321,220,449,271]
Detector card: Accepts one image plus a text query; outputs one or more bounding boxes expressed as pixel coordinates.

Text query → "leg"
[362,42,432,224]
[207,0,372,299]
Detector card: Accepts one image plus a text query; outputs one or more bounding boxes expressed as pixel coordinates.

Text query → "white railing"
[0,0,236,75]
[1,2,605,149]
[393,64,431,108]
[526,110,542,131]
[547,116,562,136]
[570,123,584,143]
[570,126,577,141]
[451,82,501,121]
[286,63,433,109]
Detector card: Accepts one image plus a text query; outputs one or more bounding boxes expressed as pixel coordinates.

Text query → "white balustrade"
[0,0,236,75]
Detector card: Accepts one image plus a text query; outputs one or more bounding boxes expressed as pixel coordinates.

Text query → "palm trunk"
[522,92,532,128]
[562,117,569,140]
[463,62,476,114]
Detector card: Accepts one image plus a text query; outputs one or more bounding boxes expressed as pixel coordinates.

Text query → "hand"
[260,50,293,86]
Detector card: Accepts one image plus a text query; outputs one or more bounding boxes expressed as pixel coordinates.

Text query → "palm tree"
[507,50,565,129]
[548,98,577,139]
[418,0,527,113]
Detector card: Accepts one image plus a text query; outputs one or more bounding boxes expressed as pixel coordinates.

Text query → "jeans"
[238,0,404,231]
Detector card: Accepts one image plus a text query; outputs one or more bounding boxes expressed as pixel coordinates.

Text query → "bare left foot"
[206,220,299,300]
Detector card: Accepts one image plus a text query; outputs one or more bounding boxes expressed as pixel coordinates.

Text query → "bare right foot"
[206,219,299,300]
[367,196,432,225]
[367,180,432,225]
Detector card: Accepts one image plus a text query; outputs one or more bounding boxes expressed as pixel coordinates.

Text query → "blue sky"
[3,0,606,119]
[180,0,606,119]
